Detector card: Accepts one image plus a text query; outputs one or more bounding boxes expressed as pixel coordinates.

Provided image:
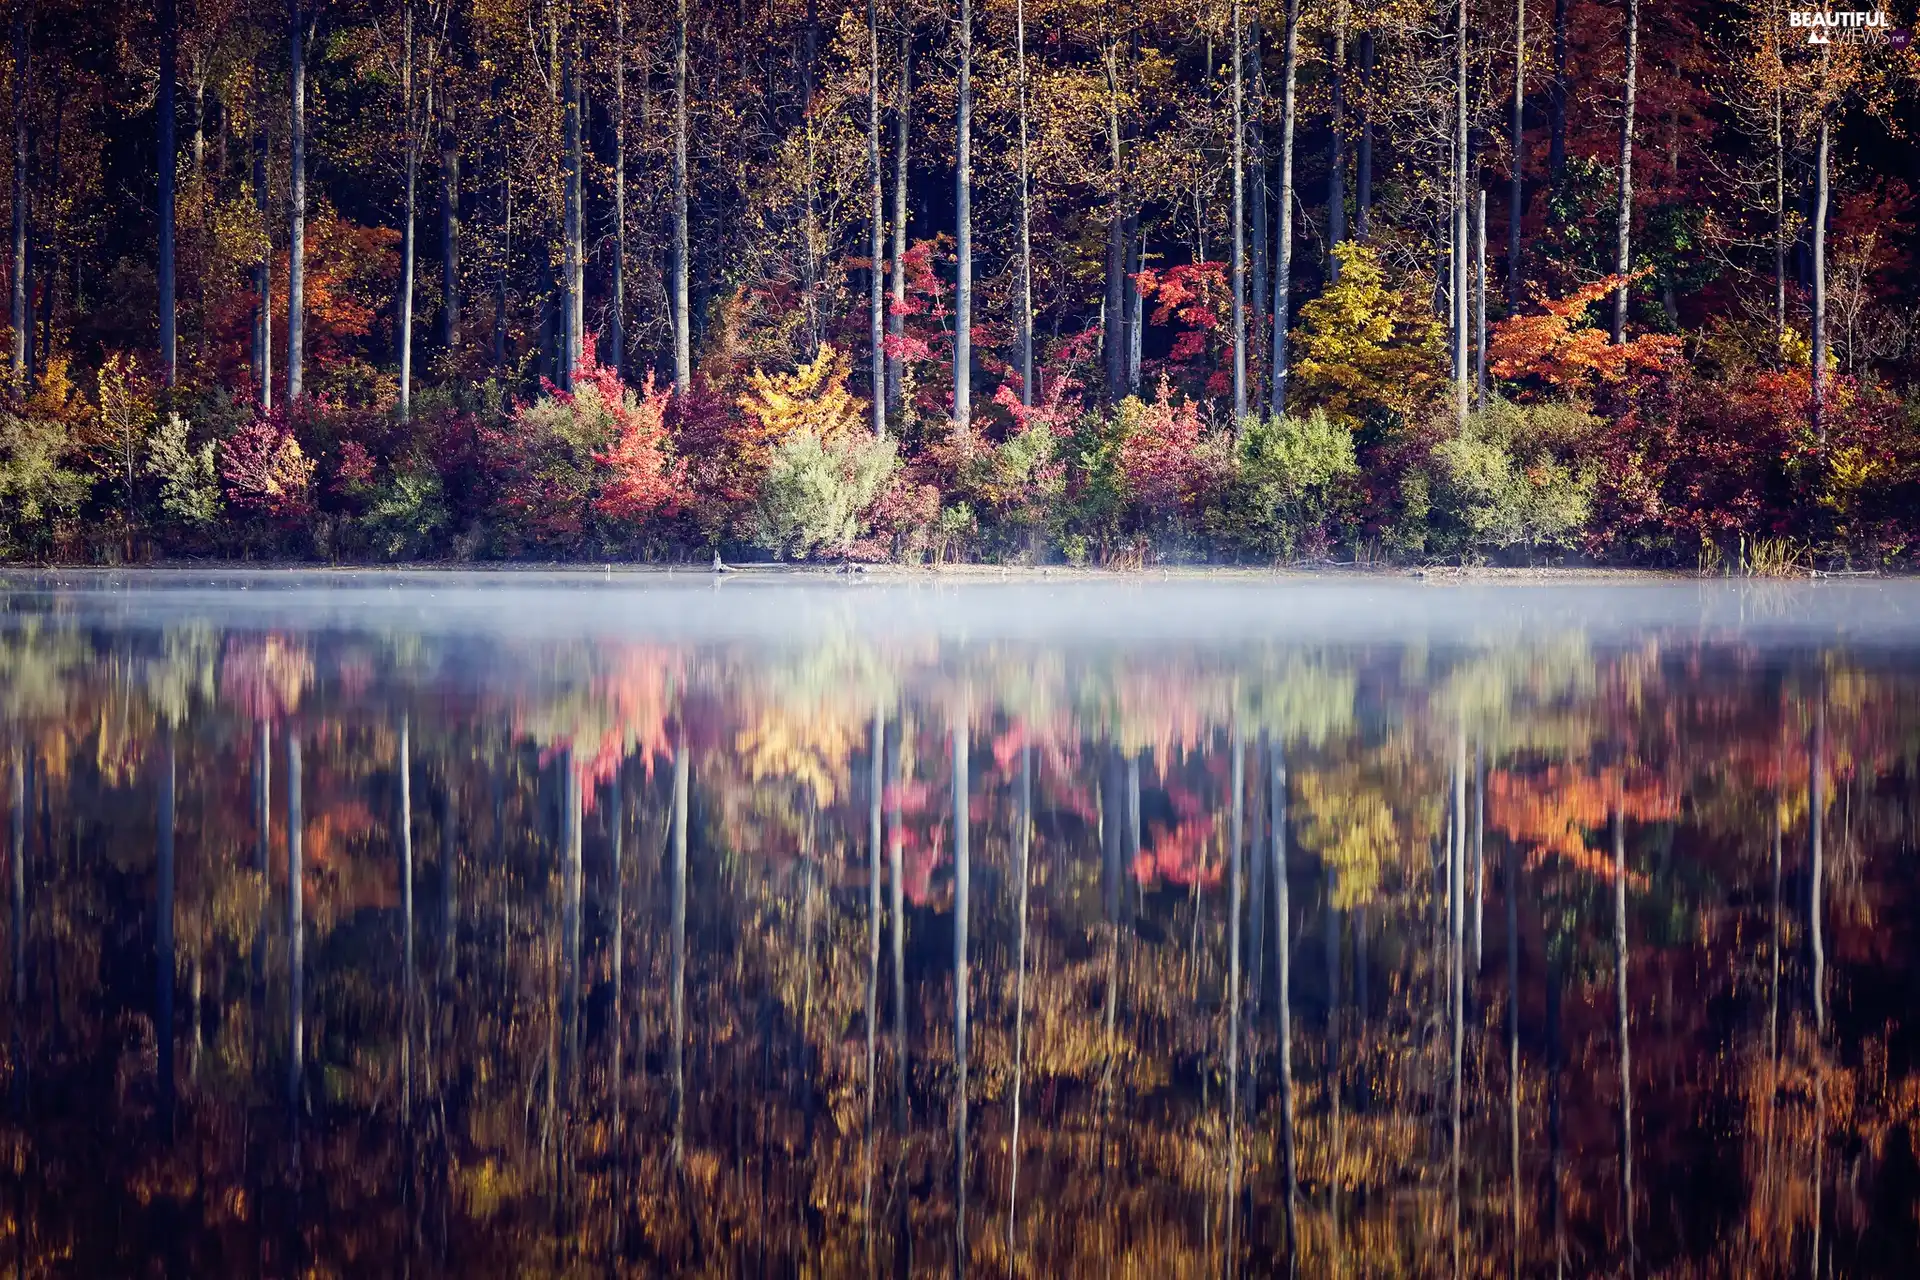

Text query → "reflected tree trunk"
[886,714,910,1275]
[1270,736,1297,1271]
[1613,807,1635,1272]
[254,724,270,988]
[10,748,22,1099]
[670,743,688,1170]
[1451,731,1466,1277]
[1227,718,1244,1265]
[288,732,304,1112]
[400,716,415,1128]
[1007,741,1031,1266]
[1505,819,1521,1278]
[864,710,882,1264]
[950,709,969,1276]
[157,730,177,1127]
[563,752,582,1115]
[1474,743,1485,970]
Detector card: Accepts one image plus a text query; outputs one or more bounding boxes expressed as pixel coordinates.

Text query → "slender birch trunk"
[671,0,691,392]
[441,105,461,355]
[1014,0,1034,405]
[1475,191,1488,410]
[1509,0,1526,310]
[1326,0,1346,280]
[1230,0,1247,423]
[1453,0,1470,427]
[8,13,26,382]
[1267,0,1300,418]
[560,38,583,387]
[887,18,911,411]
[399,0,417,416]
[1355,31,1374,239]
[158,0,178,384]
[1611,0,1639,342]
[253,111,273,410]
[952,0,972,442]
[1810,104,1830,443]
[287,0,308,403]
[868,0,886,435]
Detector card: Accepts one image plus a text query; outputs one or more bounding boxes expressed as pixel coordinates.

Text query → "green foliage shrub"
[1201,408,1359,561]
[752,427,898,559]
[1429,398,1598,556]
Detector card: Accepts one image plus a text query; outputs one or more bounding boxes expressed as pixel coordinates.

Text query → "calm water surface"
[1,571,1918,1276]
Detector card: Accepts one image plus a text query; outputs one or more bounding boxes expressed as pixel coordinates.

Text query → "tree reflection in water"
[0,599,1916,1275]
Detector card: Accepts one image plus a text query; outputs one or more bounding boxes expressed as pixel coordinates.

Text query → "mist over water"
[1,572,1916,1275]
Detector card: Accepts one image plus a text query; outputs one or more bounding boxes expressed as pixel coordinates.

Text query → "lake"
[1,570,1916,1275]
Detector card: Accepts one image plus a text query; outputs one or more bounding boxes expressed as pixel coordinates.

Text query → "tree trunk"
[1453,0,1469,427]
[1230,0,1247,424]
[1772,83,1786,363]
[1810,702,1825,1032]
[1270,736,1297,1271]
[9,13,27,382]
[1006,742,1031,1260]
[1267,0,1300,418]
[288,0,308,404]
[1811,111,1830,444]
[1014,0,1034,406]
[1509,0,1525,310]
[609,0,624,376]
[1251,22,1269,402]
[952,0,972,444]
[868,0,886,434]
[1226,720,1244,1259]
[887,20,911,412]
[1613,808,1635,1268]
[950,709,970,1275]
[399,0,417,417]
[1548,0,1568,187]
[863,713,882,1262]
[1325,0,1346,282]
[887,717,910,1274]
[1475,190,1488,410]
[1103,45,1125,404]
[253,112,272,411]
[440,106,460,355]
[1450,731,1466,1276]
[1354,31,1373,239]
[494,178,510,401]
[669,744,688,1168]
[1611,0,1638,343]
[671,0,692,393]
[156,731,177,1122]
[158,0,178,384]
[560,42,582,388]
[287,732,304,1107]
[399,717,414,1126]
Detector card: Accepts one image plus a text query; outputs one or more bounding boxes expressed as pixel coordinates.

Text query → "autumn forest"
[0,0,1915,565]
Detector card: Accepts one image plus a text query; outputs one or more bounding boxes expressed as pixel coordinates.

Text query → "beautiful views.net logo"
[1787,8,1910,46]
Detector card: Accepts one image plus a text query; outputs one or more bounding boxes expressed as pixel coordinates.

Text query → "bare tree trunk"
[1103,42,1125,403]
[1251,22,1269,401]
[1475,191,1488,410]
[868,0,886,434]
[1270,736,1297,1271]
[1613,808,1635,1271]
[1006,742,1032,1261]
[863,713,882,1264]
[1227,719,1244,1262]
[9,13,27,382]
[669,744,688,1168]
[950,708,969,1276]
[1354,31,1373,239]
[671,0,691,392]
[1325,0,1346,281]
[399,717,414,1126]
[1772,82,1786,362]
[607,0,624,375]
[158,0,178,384]
[1509,0,1525,310]
[1230,0,1247,423]
[560,38,582,388]
[288,732,305,1107]
[253,111,273,410]
[1505,816,1521,1276]
[1810,107,1830,444]
[887,19,910,412]
[1267,0,1300,418]
[494,178,510,400]
[287,0,308,403]
[440,105,461,355]
[951,0,972,442]
[1453,0,1469,427]
[156,731,177,1123]
[1548,0,1568,187]
[1611,0,1638,343]
[399,0,417,417]
[1014,0,1033,406]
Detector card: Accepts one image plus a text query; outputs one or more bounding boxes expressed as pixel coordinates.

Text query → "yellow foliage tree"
[1291,242,1445,430]
[736,343,867,463]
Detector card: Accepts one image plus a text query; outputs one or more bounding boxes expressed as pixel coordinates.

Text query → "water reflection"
[1,580,1917,1275]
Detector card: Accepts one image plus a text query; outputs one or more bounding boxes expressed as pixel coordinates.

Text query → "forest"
[1,618,1916,1271]
[0,0,1915,566]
